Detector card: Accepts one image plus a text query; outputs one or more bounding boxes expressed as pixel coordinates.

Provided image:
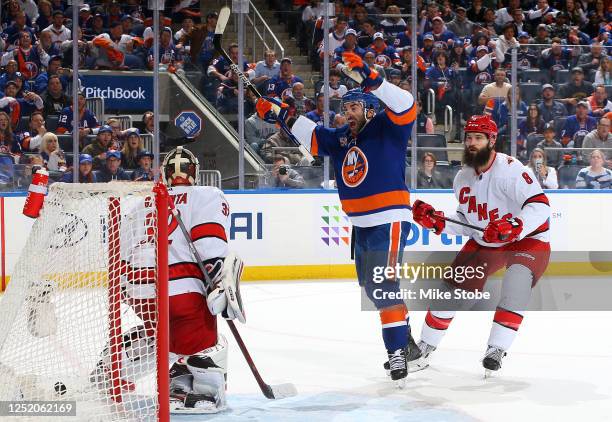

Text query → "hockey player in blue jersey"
[256,51,417,386]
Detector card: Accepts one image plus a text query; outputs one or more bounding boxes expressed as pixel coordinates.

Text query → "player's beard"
[463,143,494,169]
[346,114,366,136]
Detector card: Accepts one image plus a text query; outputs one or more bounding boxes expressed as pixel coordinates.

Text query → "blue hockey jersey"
[293,80,415,227]
[266,75,304,99]
[57,106,100,133]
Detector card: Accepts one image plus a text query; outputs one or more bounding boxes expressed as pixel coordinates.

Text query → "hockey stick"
[166,196,298,400]
[213,6,314,164]
[407,205,484,232]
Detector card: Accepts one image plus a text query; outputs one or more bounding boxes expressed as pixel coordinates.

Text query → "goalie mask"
[162,146,200,186]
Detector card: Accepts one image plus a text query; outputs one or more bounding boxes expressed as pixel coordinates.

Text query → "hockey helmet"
[464,115,498,141]
[341,88,380,113]
[161,146,200,186]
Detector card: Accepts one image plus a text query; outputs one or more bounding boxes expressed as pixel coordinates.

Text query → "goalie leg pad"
[90,325,156,387]
[170,357,193,395]
[183,334,228,412]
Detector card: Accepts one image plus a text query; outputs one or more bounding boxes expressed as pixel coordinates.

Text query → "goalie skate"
[170,391,226,414]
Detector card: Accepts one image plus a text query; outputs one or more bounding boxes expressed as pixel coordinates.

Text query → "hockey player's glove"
[483,217,523,243]
[412,200,445,235]
[256,96,289,125]
[206,251,246,324]
[340,52,383,92]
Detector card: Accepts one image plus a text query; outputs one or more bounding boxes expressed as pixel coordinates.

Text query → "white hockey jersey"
[444,152,550,247]
[121,186,230,299]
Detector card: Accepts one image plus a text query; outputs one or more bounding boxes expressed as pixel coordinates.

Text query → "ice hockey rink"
[176,278,612,422]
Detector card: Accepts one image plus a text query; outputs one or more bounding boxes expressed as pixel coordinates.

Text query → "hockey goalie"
[118,146,245,414]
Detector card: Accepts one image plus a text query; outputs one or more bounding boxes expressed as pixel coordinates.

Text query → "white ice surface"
[172,279,612,422]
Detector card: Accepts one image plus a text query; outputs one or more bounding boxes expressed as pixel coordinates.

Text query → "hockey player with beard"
[256,51,416,387]
[116,146,245,413]
[409,115,551,375]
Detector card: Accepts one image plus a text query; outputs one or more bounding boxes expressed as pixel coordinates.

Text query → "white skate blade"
[269,383,298,399]
[170,406,225,414]
[408,359,430,373]
[484,367,502,379]
[170,400,226,414]
[395,377,407,389]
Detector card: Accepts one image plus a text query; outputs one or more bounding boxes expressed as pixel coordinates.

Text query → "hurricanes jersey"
[446,152,551,247]
[121,185,230,299]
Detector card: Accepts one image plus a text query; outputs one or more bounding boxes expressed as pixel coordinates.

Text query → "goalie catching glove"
[206,251,246,323]
[338,52,383,92]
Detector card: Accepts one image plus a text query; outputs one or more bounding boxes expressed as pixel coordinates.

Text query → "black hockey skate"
[384,334,435,374]
[387,348,408,388]
[384,332,419,373]
[483,346,507,378]
[170,391,223,414]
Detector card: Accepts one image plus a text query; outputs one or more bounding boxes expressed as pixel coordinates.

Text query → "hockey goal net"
[0,182,169,421]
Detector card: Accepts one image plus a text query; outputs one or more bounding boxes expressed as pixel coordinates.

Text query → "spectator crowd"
[0,0,211,187]
[226,0,611,188]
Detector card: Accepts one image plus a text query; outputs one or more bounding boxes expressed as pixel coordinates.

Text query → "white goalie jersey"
[121,186,231,299]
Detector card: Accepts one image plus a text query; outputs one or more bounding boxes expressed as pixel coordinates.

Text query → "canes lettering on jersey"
[458,187,507,222]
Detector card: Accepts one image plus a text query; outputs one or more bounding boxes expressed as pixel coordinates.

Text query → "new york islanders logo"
[375,54,392,68]
[342,146,368,187]
[22,62,39,80]
[474,71,492,85]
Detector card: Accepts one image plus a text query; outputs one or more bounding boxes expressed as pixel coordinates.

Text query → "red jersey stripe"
[526,219,550,238]
[125,267,156,283]
[190,223,227,243]
[493,308,523,331]
[169,262,204,281]
[425,310,453,330]
[125,263,205,283]
[522,193,550,209]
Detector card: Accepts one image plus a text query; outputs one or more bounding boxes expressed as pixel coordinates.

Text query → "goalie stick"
[213,6,314,164]
[166,192,297,400]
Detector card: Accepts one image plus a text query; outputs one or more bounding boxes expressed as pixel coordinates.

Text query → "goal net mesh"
[0,182,166,421]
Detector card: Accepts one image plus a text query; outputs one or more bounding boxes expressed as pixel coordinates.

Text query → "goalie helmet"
[162,146,200,186]
[464,115,498,141]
